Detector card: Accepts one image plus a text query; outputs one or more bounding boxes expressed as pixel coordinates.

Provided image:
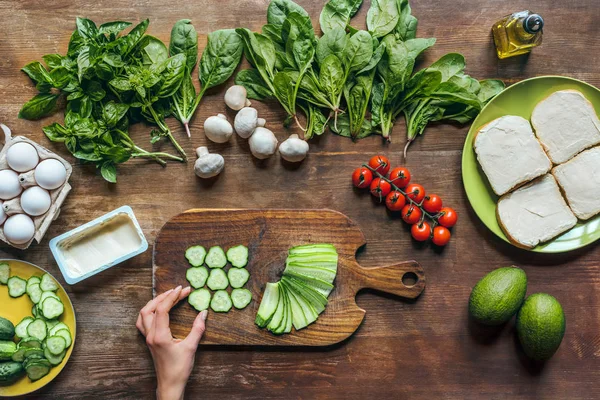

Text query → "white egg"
[3,214,35,244]
[35,159,67,190]
[6,142,40,172]
[0,203,6,225]
[21,186,51,217]
[0,169,23,200]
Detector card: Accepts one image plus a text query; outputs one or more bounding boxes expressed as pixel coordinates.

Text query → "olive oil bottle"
[492,11,544,59]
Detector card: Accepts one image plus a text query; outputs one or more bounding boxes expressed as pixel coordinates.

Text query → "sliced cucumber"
[210,290,232,312]
[284,271,334,298]
[288,244,337,255]
[49,323,69,337]
[40,273,59,292]
[206,269,228,291]
[27,276,41,290]
[54,329,72,348]
[26,362,51,381]
[188,288,211,312]
[44,347,66,366]
[45,319,60,331]
[15,317,34,339]
[39,291,60,305]
[19,337,42,349]
[226,245,249,268]
[231,289,252,309]
[7,276,27,297]
[11,346,28,362]
[267,284,286,333]
[205,246,227,269]
[186,267,209,289]
[255,282,280,328]
[285,254,338,271]
[227,268,249,289]
[41,297,64,320]
[26,319,47,341]
[282,276,326,314]
[0,263,9,284]
[22,347,44,362]
[27,283,43,304]
[284,264,337,284]
[45,336,67,356]
[281,280,316,330]
[185,245,207,267]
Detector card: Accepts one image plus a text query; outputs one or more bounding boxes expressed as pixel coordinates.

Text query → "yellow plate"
[0,260,76,397]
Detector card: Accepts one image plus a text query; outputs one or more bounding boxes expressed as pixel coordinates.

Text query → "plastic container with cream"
[50,206,148,284]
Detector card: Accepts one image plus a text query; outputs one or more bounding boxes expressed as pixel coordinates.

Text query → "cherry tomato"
[411,221,432,242]
[422,194,443,214]
[405,184,426,203]
[352,167,373,189]
[438,207,458,228]
[385,190,406,211]
[370,178,391,200]
[368,155,390,176]
[432,226,451,246]
[401,204,422,224]
[389,167,411,188]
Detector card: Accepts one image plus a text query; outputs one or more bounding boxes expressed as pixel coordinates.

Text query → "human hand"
[137,286,208,400]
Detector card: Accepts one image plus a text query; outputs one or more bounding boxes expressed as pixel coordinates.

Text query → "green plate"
[462,76,600,253]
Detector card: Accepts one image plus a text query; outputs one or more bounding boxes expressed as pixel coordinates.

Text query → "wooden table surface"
[0,0,598,398]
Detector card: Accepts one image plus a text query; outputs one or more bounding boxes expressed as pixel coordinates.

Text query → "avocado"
[0,317,14,341]
[468,266,527,325]
[516,293,566,361]
[0,361,24,384]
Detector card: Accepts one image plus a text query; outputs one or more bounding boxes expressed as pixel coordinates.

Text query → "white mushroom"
[234,107,266,139]
[203,114,233,143]
[224,85,251,111]
[279,134,309,162]
[248,127,278,159]
[194,147,224,179]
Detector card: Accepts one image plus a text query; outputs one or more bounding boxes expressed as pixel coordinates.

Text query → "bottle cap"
[524,14,544,34]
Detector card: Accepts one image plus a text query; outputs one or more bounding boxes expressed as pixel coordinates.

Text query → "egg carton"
[0,124,72,249]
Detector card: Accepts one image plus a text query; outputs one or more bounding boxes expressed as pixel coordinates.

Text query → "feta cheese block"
[552,146,600,220]
[531,90,600,164]
[497,175,577,249]
[474,115,551,196]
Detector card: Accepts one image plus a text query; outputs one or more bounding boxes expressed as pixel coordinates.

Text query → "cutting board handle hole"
[402,272,418,287]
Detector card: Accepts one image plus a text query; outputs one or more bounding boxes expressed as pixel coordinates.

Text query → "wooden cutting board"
[153,209,426,346]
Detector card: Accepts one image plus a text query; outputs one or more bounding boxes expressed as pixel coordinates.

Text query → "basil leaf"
[121,19,149,54]
[67,30,85,57]
[101,162,117,183]
[102,53,124,68]
[169,19,198,70]
[158,54,186,98]
[267,0,308,27]
[99,21,132,36]
[102,101,129,127]
[77,46,93,81]
[109,77,133,92]
[199,29,243,90]
[140,35,169,66]
[76,17,99,40]
[43,123,68,142]
[49,67,72,89]
[21,61,52,87]
[18,93,59,120]
[235,69,273,100]
[42,54,63,70]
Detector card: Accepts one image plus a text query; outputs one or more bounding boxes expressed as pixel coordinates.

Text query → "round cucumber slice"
[206,269,228,291]
[188,288,211,312]
[231,289,252,309]
[210,290,232,312]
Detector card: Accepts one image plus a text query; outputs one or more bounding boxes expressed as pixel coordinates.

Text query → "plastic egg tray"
[0,125,72,249]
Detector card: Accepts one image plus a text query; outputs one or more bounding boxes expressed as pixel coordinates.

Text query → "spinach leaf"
[367,0,400,38]
[18,93,59,120]
[320,0,363,34]
[157,54,186,98]
[316,27,347,65]
[139,35,168,65]
[395,0,418,40]
[342,30,373,74]
[169,19,198,70]
[235,69,273,100]
[199,29,243,90]
[267,0,308,27]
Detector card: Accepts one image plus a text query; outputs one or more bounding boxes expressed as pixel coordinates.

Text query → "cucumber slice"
[7,276,27,297]
[41,297,64,319]
[288,244,337,255]
[268,284,287,334]
[22,347,44,362]
[206,269,228,290]
[185,245,207,267]
[285,254,338,271]
[45,319,59,331]
[284,264,337,284]
[15,317,34,339]
[282,280,318,329]
[39,291,60,305]
[186,267,209,289]
[226,245,249,267]
[40,273,59,292]
[27,283,43,304]
[227,268,249,289]
[54,329,72,348]
[19,337,42,349]
[49,323,69,337]
[281,281,308,330]
[231,288,252,309]
[255,282,280,328]
[205,246,227,269]
[27,276,41,289]
[188,288,211,312]
[283,271,334,298]
[24,356,50,369]
[44,347,66,366]
[11,346,28,362]
[26,319,47,341]
[210,290,232,312]
[26,362,50,381]
[282,276,326,314]
[45,335,67,355]
[0,263,9,284]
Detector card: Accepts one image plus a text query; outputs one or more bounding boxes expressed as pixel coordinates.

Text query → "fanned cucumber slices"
[255,244,338,335]
[184,244,252,313]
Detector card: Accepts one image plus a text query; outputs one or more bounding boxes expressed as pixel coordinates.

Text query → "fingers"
[153,286,191,338]
[183,310,208,349]
[139,288,174,335]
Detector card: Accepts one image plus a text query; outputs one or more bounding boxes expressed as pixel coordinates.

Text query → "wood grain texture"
[153,209,425,345]
[0,0,598,398]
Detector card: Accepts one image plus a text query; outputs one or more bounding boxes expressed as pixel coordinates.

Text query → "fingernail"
[165,288,174,294]
[184,286,191,292]
[175,285,182,292]
[201,310,208,320]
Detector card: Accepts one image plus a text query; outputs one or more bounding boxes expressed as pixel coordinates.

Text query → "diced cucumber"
[188,288,211,312]
[45,336,67,356]
[26,276,41,290]
[26,319,47,341]
[40,273,59,292]
[282,281,308,330]
[41,297,64,320]
[19,337,42,349]
[26,362,50,381]
[0,263,9,284]
[49,323,69,337]
[186,267,209,289]
[284,271,334,298]
[54,329,72,348]
[0,340,17,360]
[15,317,34,339]
[227,268,250,289]
[210,290,232,313]
[7,276,27,297]
[231,289,252,309]
[11,346,28,362]
[205,246,227,269]
[255,282,280,328]
[284,264,337,284]
[206,269,228,291]
[39,291,60,304]
[27,283,43,304]
[43,347,66,366]
[185,245,207,267]
[226,245,249,268]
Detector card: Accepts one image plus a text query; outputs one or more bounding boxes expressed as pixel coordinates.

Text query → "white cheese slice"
[497,174,577,249]
[552,146,600,220]
[474,115,551,196]
[531,90,600,164]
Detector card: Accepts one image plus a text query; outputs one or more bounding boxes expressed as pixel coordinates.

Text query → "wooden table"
[0,0,598,398]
